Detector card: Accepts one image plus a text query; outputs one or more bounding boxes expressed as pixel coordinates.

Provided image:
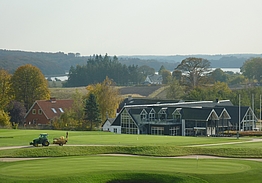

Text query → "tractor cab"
[39,133,48,139]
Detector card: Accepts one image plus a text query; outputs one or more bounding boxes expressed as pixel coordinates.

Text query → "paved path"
[186,138,262,147]
[1,139,262,162]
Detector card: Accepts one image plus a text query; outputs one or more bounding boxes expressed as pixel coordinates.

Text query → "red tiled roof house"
[24,98,73,126]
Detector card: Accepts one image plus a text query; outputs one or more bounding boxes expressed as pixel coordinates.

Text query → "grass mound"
[1,145,262,158]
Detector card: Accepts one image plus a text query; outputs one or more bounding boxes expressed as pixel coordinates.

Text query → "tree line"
[64,54,156,87]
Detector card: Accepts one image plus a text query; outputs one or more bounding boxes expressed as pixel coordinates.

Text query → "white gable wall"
[102,121,112,131]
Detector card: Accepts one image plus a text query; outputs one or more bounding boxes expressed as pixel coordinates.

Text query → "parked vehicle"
[29,133,50,147]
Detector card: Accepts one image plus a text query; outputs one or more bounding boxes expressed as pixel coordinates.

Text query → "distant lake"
[212,68,240,73]
[48,68,241,81]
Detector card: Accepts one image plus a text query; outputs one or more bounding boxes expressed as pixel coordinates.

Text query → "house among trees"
[24,98,73,127]
[144,74,163,84]
[103,98,257,136]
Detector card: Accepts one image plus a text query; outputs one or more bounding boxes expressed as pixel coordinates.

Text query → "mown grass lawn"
[0,129,250,147]
[0,156,262,183]
[1,129,262,183]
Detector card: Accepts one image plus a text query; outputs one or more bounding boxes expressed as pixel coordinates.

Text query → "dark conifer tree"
[84,94,101,130]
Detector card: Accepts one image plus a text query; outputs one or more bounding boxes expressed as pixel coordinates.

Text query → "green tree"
[0,110,11,128]
[175,57,211,89]
[84,94,101,130]
[241,57,262,83]
[7,100,26,125]
[172,70,182,82]
[166,78,185,99]
[158,65,166,75]
[186,82,232,101]
[209,68,228,83]
[138,65,155,81]
[86,77,122,122]
[161,70,172,84]
[53,89,85,130]
[11,64,50,111]
[0,69,13,110]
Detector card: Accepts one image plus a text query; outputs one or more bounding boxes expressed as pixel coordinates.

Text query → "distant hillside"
[0,49,87,75]
[0,49,261,76]
[119,54,262,70]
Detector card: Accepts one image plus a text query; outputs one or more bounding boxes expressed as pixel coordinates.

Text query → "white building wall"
[206,127,216,136]
[111,126,121,134]
[102,121,112,131]
[182,119,185,136]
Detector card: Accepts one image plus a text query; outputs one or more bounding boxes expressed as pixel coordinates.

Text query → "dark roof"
[220,105,251,124]
[119,97,180,109]
[101,118,116,126]
[181,108,219,121]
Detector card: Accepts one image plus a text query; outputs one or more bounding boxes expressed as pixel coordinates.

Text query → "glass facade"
[151,126,164,135]
[121,109,138,134]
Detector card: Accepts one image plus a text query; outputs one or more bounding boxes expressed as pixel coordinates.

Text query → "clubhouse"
[102,98,257,136]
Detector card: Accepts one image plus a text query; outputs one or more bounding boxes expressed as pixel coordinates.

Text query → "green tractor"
[29,133,50,147]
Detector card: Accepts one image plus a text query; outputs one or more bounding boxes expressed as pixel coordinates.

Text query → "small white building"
[102,118,115,132]
[144,74,162,84]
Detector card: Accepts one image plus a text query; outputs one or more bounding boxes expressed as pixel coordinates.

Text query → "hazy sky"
[1,0,262,56]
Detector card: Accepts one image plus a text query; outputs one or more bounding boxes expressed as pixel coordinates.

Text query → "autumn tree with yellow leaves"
[11,64,50,111]
[0,69,13,110]
[86,77,122,123]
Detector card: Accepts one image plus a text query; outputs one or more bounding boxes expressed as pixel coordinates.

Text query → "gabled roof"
[181,108,219,121]
[220,105,256,124]
[101,118,116,126]
[25,99,74,120]
[146,74,162,83]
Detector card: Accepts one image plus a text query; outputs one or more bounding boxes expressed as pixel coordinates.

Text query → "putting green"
[0,156,252,179]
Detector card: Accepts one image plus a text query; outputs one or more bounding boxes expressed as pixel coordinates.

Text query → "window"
[173,108,182,122]
[114,128,117,133]
[170,127,180,136]
[59,108,64,113]
[51,108,57,113]
[158,108,167,120]
[32,109,36,114]
[151,126,164,135]
[149,109,155,121]
[38,109,42,115]
[121,109,138,134]
[140,109,147,121]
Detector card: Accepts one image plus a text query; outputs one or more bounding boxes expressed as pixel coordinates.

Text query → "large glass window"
[121,109,138,134]
[170,127,180,136]
[151,126,164,135]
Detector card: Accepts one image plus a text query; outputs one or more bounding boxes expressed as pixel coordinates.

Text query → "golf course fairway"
[0,155,261,183]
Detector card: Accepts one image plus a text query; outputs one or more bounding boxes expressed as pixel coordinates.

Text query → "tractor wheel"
[59,143,63,146]
[33,143,38,147]
[42,141,50,146]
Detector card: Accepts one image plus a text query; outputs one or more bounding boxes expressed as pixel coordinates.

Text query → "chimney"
[50,97,56,103]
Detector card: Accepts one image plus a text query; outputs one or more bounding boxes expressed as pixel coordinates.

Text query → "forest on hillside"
[0,49,261,76]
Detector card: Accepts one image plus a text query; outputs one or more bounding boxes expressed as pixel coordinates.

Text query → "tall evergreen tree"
[84,93,101,130]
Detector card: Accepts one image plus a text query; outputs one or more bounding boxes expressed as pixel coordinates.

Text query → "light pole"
[237,94,241,139]
[259,95,261,131]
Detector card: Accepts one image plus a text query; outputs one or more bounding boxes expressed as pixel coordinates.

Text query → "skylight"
[51,108,57,113]
[59,108,64,113]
